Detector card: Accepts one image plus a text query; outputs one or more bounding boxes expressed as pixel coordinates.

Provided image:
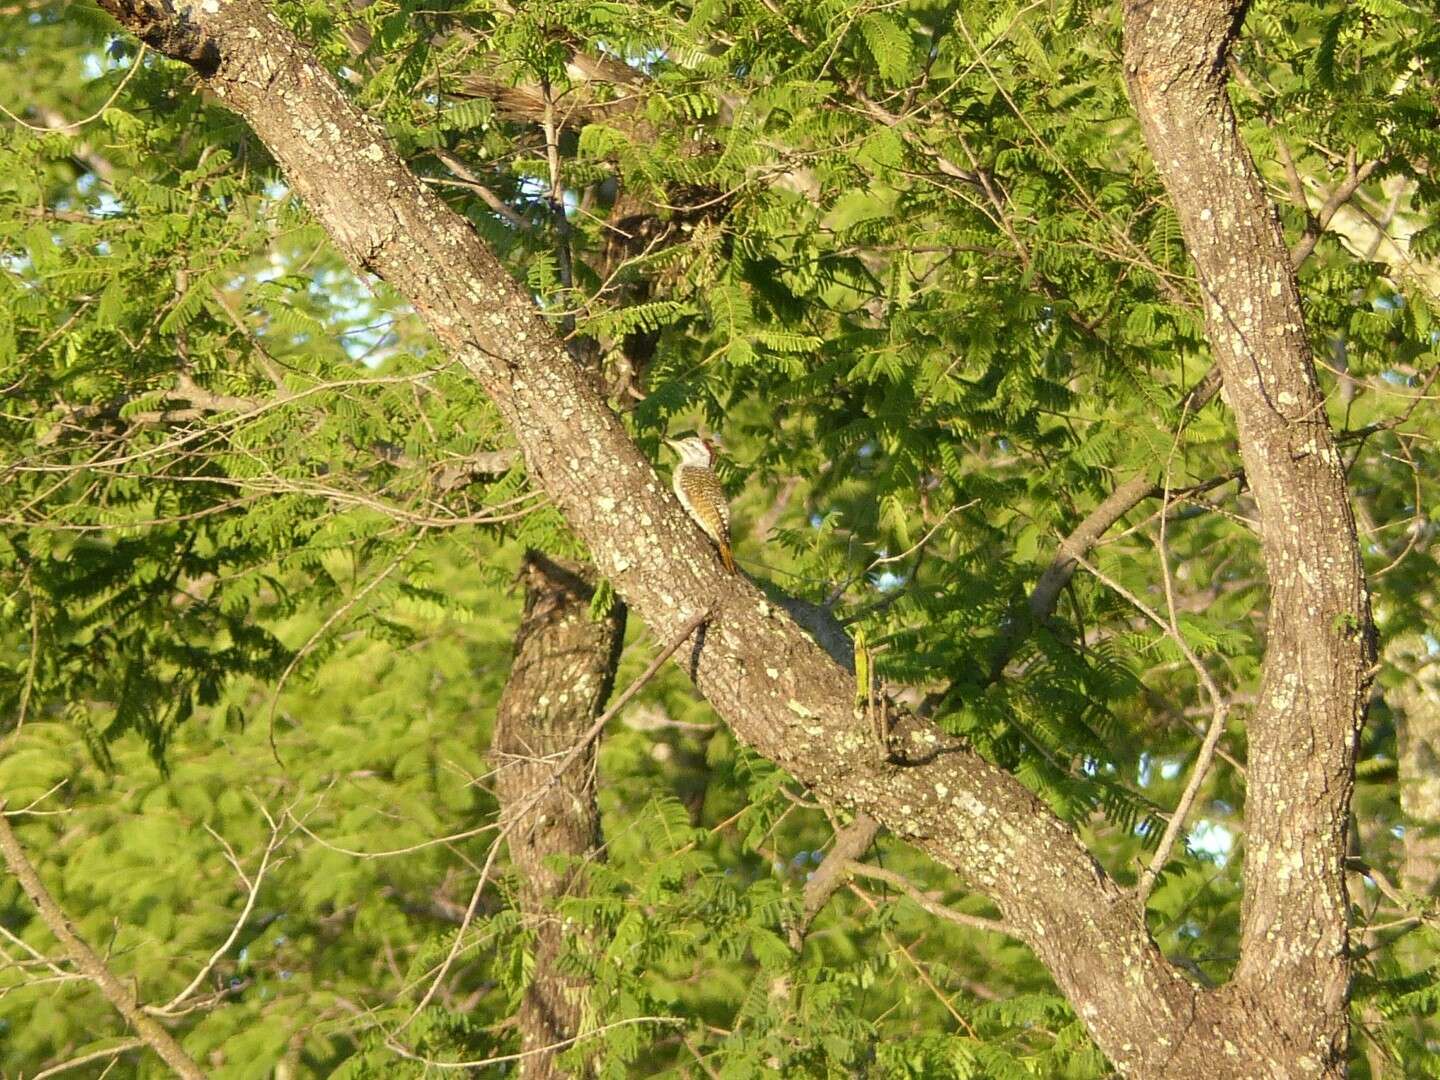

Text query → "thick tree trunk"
[1123,1,1376,1073]
[492,554,625,1078]
[92,1,1374,1073]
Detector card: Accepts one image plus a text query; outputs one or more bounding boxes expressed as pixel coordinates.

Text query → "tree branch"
[147,804,287,1017]
[1124,0,1375,1070]
[788,812,880,949]
[1074,555,1230,904]
[0,805,206,1080]
[845,861,1014,937]
[31,1039,145,1080]
[88,1,1279,1070]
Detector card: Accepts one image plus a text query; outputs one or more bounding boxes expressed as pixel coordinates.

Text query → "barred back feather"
[668,437,735,574]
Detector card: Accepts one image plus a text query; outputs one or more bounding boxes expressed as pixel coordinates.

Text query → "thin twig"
[0,46,147,132]
[0,780,67,818]
[429,148,528,230]
[540,76,576,340]
[394,826,508,1032]
[1371,440,1424,578]
[268,530,429,763]
[1073,557,1230,903]
[0,921,72,980]
[287,811,501,861]
[682,1034,724,1080]
[846,861,1015,937]
[1346,857,1440,929]
[386,1015,683,1070]
[147,799,289,1016]
[392,609,710,1035]
[863,502,974,574]
[30,1039,144,1080]
[0,804,206,1080]
[15,371,442,476]
[1132,398,1231,901]
[16,572,39,734]
[844,882,979,1037]
[533,607,712,789]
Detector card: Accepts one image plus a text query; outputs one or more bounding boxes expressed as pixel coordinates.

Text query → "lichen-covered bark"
[492,554,625,1078]
[1123,1,1376,1074]
[91,0,1369,1073]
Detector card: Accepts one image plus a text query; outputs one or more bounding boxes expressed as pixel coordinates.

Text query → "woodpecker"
[665,435,736,574]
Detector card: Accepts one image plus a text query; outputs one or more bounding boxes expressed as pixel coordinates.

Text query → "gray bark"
[1123,1,1376,1073]
[492,554,626,1078]
[90,0,1377,1073]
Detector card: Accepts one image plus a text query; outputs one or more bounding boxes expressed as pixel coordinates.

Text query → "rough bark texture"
[1123,1,1376,1074]
[91,0,1373,1073]
[492,554,625,1078]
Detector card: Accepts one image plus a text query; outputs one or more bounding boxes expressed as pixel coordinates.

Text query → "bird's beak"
[663,438,681,452]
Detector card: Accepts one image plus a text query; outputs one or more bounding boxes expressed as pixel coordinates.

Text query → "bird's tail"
[719,540,736,574]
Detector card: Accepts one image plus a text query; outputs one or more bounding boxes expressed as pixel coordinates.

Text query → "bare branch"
[0,48,147,133]
[0,805,206,1080]
[1291,159,1382,269]
[1074,555,1230,903]
[30,1039,144,1080]
[845,861,1015,937]
[385,1015,684,1071]
[147,802,289,1016]
[430,148,528,231]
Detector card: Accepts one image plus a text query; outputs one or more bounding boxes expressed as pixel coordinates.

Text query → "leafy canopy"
[1,0,1438,1074]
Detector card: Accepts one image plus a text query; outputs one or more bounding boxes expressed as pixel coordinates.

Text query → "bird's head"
[664,434,717,468]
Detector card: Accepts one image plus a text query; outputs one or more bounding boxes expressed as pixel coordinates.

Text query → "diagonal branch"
[0,805,206,1080]
[86,2,1298,1071]
[31,1039,145,1080]
[845,861,1014,937]
[788,811,880,948]
[1075,555,1230,904]
[147,801,289,1017]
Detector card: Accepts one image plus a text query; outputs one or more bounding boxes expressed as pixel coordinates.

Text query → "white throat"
[672,439,713,469]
